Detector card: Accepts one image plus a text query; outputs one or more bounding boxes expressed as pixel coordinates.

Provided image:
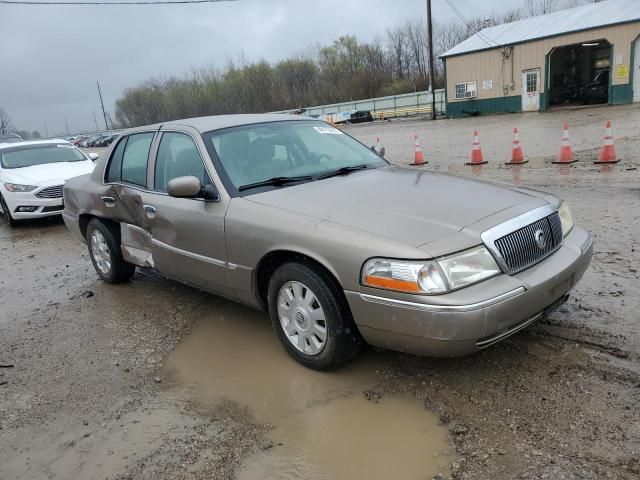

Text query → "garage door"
[634,37,640,102]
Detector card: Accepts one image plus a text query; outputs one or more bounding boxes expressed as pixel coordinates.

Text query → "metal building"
[441,0,640,117]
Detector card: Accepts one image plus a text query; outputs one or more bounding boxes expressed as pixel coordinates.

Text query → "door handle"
[143,204,157,218]
[101,196,116,208]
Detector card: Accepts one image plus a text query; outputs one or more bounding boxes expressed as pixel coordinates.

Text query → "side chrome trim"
[481,204,557,273]
[359,287,525,313]
[151,238,227,268]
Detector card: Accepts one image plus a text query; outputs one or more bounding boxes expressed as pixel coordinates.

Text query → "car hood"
[245,166,547,248]
[2,160,95,185]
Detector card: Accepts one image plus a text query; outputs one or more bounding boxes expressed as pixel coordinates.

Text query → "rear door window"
[106,137,127,183]
[120,132,154,187]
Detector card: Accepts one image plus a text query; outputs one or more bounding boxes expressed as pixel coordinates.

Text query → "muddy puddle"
[162,301,452,480]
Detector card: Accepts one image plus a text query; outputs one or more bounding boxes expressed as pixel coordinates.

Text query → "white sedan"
[0,140,98,226]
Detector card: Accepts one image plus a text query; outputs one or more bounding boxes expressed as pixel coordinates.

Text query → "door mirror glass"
[167,176,202,198]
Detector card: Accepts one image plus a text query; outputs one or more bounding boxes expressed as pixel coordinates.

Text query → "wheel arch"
[254,249,345,310]
[79,213,121,240]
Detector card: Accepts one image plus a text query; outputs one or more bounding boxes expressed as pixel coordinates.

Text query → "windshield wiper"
[238,175,313,192]
[317,164,368,180]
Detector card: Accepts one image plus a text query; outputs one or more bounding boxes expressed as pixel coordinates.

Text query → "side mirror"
[371,145,386,158]
[167,176,221,201]
[88,152,100,161]
[167,176,202,198]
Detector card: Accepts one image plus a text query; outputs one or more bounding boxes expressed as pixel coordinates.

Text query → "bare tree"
[0,108,14,135]
[524,0,558,16]
[386,25,411,80]
[405,19,428,79]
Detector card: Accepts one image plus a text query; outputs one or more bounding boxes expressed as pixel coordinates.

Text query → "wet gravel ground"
[1,104,639,479]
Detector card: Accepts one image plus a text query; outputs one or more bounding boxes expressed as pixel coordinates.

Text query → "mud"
[1,104,639,480]
[163,314,451,480]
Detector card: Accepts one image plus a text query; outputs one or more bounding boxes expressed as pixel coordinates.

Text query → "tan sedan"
[63,114,593,370]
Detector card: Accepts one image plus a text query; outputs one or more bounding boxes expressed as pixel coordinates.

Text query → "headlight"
[4,183,37,192]
[437,246,501,290]
[558,201,574,237]
[362,258,447,294]
[362,246,500,295]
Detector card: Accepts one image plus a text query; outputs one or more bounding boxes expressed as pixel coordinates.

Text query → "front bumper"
[345,226,593,357]
[2,190,64,219]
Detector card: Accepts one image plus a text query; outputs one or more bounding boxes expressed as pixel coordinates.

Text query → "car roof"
[0,139,71,150]
[128,113,311,134]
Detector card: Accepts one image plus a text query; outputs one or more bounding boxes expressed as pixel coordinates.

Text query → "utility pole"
[43,121,49,138]
[97,81,109,131]
[92,110,99,131]
[427,0,437,120]
[64,117,70,136]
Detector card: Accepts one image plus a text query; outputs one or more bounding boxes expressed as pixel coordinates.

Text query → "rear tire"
[0,195,17,227]
[86,219,136,284]
[268,261,362,370]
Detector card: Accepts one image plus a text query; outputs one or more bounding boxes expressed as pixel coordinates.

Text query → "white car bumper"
[1,186,64,220]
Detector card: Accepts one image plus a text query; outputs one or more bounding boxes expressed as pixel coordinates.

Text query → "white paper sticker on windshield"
[313,126,343,135]
[57,144,75,148]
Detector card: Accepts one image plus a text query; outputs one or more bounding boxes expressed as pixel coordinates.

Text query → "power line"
[0,0,234,4]
[443,0,500,48]
[444,0,498,47]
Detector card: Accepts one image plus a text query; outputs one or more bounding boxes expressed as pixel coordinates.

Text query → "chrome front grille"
[35,185,64,199]
[493,212,563,274]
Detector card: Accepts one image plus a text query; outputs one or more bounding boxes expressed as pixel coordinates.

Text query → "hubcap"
[277,281,327,356]
[90,230,111,274]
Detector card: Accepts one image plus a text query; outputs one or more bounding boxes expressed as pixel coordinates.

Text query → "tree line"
[115,0,602,127]
[114,15,488,128]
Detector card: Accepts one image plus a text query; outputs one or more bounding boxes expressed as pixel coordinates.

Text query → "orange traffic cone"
[506,127,527,165]
[466,130,487,165]
[595,121,620,164]
[552,123,576,164]
[410,134,427,166]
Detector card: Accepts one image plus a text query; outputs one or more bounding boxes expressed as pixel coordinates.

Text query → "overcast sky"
[0,0,523,134]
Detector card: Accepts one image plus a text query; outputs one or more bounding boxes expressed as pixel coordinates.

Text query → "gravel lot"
[1,104,639,480]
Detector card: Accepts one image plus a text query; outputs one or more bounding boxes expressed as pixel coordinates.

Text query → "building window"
[455,81,477,99]
[525,72,538,93]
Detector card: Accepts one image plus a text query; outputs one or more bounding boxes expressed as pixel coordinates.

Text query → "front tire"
[268,262,362,370]
[86,219,136,284]
[0,195,17,227]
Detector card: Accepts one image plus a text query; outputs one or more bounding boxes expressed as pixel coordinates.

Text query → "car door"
[136,128,234,298]
[102,132,157,262]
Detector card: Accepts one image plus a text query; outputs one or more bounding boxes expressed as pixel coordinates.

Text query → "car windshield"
[0,143,87,169]
[202,120,387,193]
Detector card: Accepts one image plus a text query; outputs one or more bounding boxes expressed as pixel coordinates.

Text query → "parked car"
[72,135,90,146]
[80,135,105,148]
[94,134,119,147]
[0,140,98,226]
[0,133,24,144]
[62,114,593,370]
[87,135,109,148]
[581,68,609,104]
[350,110,374,123]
